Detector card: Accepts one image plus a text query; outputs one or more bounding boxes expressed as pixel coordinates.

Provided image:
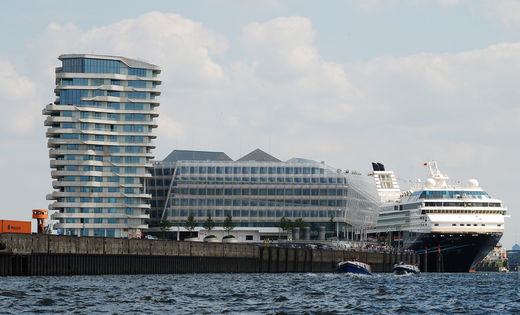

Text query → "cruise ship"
[371,161,508,272]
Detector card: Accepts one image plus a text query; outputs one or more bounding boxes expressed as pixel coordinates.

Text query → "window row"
[59,196,139,204]
[189,199,342,207]
[60,78,152,88]
[60,102,151,111]
[63,207,135,214]
[422,209,505,214]
[59,173,141,182]
[59,134,150,144]
[64,186,138,193]
[61,218,127,224]
[62,228,116,237]
[154,188,347,196]
[55,155,143,165]
[164,209,344,218]
[150,176,344,186]
[55,145,146,156]
[63,58,120,74]
[410,190,490,200]
[424,202,501,208]
[60,110,151,122]
[60,90,150,104]
[62,58,152,77]
[171,199,346,207]
[153,198,346,208]
[153,166,327,176]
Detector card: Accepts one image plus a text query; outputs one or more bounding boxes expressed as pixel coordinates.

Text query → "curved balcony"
[52,212,149,219]
[54,223,149,230]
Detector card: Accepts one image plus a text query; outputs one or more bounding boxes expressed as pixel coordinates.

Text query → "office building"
[147,149,380,241]
[44,54,161,238]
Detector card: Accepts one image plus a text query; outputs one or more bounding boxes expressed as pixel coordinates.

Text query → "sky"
[0,0,518,248]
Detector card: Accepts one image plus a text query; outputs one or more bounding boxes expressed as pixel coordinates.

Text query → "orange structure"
[0,220,31,234]
[32,209,48,234]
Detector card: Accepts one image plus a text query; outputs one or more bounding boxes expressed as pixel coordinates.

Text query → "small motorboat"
[335,260,372,275]
[392,263,420,275]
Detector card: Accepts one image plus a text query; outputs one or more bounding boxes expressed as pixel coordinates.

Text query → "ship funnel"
[372,162,385,172]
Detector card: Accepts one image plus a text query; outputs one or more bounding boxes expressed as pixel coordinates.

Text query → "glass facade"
[44,54,161,238]
[147,150,380,235]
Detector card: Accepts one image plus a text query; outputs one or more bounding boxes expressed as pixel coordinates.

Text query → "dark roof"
[237,149,280,162]
[163,150,232,162]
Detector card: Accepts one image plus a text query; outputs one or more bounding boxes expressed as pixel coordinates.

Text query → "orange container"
[0,220,31,234]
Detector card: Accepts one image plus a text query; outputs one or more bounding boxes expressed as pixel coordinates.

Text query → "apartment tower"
[44,54,160,237]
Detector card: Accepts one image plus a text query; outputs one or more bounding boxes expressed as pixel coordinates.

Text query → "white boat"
[371,161,509,272]
[392,263,420,275]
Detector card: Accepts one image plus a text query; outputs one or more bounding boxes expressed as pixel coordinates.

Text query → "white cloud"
[156,114,187,141]
[0,60,42,133]
[240,17,360,122]
[436,0,460,5]
[345,42,520,127]
[480,0,520,27]
[36,12,229,87]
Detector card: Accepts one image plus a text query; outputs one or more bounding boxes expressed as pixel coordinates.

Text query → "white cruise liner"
[370,161,508,272]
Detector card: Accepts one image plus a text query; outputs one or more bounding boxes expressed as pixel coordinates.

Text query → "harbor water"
[0,272,518,314]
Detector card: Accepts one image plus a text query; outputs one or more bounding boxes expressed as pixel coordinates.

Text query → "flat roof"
[59,54,160,71]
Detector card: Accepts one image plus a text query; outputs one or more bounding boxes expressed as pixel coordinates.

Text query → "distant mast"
[424,161,449,188]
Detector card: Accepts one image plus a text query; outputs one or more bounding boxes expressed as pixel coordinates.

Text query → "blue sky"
[0,0,518,248]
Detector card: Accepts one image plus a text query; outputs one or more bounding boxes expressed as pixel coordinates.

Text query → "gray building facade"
[147,149,380,239]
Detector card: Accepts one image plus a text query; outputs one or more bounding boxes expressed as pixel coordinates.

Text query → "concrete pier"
[0,234,418,276]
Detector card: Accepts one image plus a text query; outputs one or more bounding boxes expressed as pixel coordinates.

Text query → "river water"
[0,272,518,314]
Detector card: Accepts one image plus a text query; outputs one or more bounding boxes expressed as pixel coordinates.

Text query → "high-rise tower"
[44,54,161,238]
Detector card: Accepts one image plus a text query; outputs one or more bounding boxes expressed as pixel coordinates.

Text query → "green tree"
[203,213,215,232]
[223,213,234,234]
[185,212,196,237]
[160,218,172,239]
[293,218,307,228]
[278,216,293,232]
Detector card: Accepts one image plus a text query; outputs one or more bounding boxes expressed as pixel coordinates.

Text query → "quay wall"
[0,234,418,276]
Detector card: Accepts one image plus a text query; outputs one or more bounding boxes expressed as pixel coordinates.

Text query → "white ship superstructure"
[371,161,508,272]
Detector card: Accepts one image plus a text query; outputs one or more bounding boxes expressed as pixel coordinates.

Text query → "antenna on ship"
[424,161,449,188]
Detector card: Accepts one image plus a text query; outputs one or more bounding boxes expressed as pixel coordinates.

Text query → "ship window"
[497,224,501,227]
[473,224,477,226]
[452,224,456,226]
[460,224,464,226]
[481,224,485,226]
[434,224,439,226]
[379,174,394,189]
[466,224,471,226]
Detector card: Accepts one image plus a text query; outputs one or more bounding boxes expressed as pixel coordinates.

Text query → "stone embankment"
[0,233,418,276]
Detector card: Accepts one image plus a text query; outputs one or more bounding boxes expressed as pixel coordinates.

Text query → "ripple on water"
[0,273,518,313]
